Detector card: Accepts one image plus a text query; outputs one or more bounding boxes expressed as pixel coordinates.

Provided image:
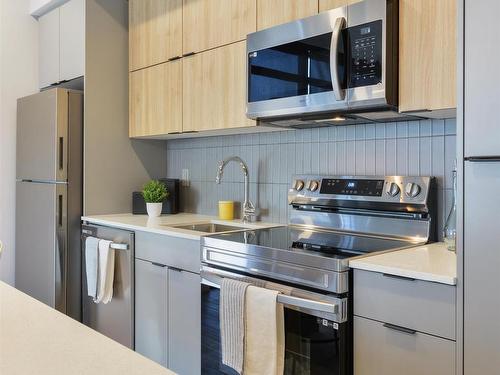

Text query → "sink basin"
[171,223,245,233]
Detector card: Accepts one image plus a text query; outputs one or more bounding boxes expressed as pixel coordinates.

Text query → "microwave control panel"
[348,20,383,88]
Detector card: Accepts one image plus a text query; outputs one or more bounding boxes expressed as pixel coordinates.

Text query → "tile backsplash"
[166,119,456,240]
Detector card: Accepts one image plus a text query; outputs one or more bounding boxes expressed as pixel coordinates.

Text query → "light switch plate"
[181,169,190,187]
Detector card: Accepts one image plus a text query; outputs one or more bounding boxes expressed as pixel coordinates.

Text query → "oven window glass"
[201,285,348,375]
[284,308,347,375]
[248,32,346,103]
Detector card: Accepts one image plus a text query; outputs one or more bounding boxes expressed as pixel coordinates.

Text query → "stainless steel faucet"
[216,156,256,222]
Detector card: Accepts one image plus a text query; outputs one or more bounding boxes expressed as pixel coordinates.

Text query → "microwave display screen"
[348,20,383,88]
[248,32,346,103]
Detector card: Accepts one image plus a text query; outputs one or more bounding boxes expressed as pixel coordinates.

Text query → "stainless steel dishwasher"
[81,223,134,349]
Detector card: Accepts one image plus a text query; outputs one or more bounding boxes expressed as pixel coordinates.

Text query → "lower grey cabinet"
[135,259,168,367]
[135,257,201,375]
[168,268,201,375]
[354,316,456,375]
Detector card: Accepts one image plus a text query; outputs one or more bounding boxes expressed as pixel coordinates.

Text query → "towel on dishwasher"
[220,278,250,374]
[95,240,115,304]
[244,285,285,375]
[85,237,100,300]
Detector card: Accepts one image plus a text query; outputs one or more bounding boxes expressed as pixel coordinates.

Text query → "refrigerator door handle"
[55,186,67,313]
[58,137,64,171]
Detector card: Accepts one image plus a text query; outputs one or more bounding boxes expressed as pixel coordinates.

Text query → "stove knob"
[405,182,421,198]
[308,180,320,192]
[293,179,305,191]
[385,182,400,197]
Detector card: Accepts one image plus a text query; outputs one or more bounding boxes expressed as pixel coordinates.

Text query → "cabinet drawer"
[354,316,455,375]
[353,269,456,340]
[135,231,200,273]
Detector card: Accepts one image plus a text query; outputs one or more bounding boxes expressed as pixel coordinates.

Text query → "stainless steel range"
[201,175,436,375]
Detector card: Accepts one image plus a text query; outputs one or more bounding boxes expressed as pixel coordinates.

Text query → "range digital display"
[320,179,384,196]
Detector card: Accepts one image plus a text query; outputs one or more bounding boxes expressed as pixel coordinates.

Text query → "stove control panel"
[320,178,384,196]
[289,175,434,206]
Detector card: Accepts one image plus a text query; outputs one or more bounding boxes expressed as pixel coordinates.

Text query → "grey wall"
[84,0,166,215]
[166,119,456,239]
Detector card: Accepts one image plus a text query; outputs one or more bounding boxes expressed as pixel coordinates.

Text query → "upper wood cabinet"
[257,0,318,30]
[129,60,182,137]
[319,0,362,12]
[182,0,256,54]
[399,0,456,113]
[129,0,182,72]
[182,41,255,132]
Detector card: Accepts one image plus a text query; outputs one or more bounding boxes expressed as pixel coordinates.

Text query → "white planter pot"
[146,202,162,217]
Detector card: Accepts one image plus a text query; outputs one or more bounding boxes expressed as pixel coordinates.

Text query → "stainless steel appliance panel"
[464,161,500,373]
[464,0,500,157]
[247,7,348,120]
[15,180,64,309]
[16,89,68,182]
[82,224,134,349]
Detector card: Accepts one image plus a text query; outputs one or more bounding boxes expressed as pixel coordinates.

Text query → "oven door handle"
[330,16,346,101]
[201,269,339,315]
[277,294,338,314]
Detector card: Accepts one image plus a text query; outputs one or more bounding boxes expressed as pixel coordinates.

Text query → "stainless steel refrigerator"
[463,0,500,372]
[15,88,83,321]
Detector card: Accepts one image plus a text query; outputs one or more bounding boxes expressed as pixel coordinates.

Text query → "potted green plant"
[142,180,169,217]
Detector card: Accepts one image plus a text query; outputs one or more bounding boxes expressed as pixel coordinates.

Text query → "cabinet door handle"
[382,273,416,282]
[383,323,417,335]
[168,55,182,61]
[182,51,196,57]
[169,266,183,273]
[151,262,166,268]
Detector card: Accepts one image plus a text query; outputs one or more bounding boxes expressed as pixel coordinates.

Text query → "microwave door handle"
[330,16,346,101]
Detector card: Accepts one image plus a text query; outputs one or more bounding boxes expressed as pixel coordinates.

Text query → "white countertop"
[349,242,457,285]
[81,213,282,240]
[0,282,174,375]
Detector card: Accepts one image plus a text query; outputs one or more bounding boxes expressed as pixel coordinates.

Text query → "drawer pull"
[382,273,416,282]
[383,323,417,335]
[182,51,196,57]
[169,266,183,273]
[151,262,166,268]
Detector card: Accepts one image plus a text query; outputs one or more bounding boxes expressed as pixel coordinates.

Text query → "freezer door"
[464,0,500,157]
[15,181,68,312]
[464,161,500,373]
[16,89,68,181]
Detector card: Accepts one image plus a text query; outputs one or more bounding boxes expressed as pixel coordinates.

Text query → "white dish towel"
[244,285,285,375]
[95,240,115,304]
[85,237,100,300]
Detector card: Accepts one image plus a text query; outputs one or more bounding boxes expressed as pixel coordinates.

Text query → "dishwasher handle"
[81,227,129,250]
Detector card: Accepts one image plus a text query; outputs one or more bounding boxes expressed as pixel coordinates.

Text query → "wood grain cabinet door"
[399,0,456,112]
[182,0,256,54]
[257,0,318,30]
[319,0,362,12]
[129,60,182,137]
[182,41,255,132]
[129,0,182,71]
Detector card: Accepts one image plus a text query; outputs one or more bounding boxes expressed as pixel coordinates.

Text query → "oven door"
[246,7,349,120]
[201,266,350,375]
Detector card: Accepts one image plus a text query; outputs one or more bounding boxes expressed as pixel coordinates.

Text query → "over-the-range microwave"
[246,0,410,128]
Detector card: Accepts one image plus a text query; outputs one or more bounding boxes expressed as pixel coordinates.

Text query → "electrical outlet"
[181,169,190,187]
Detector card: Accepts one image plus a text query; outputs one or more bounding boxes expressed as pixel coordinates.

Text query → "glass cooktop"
[206,226,414,260]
